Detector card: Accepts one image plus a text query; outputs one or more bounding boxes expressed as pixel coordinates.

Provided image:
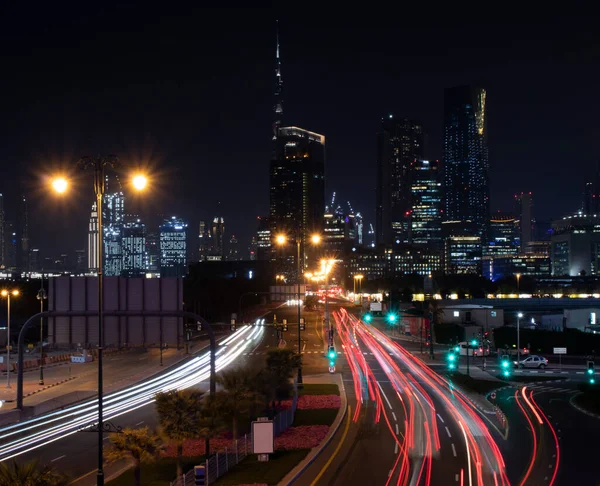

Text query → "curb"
[22,376,78,398]
[280,374,348,486]
[569,394,600,419]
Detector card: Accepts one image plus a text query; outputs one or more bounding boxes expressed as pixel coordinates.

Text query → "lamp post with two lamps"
[1,289,19,388]
[275,232,321,386]
[52,158,148,486]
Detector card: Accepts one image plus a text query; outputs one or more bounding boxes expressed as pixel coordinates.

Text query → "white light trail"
[0,325,262,462]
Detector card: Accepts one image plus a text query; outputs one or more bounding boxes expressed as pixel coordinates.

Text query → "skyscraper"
[410,159,442,249]
[376,116,424,245]
[103,176,125,276]
[270,126,325,272]
[198,220,210,261]
[75,249,86,273]
[145,231,160,272]
[0,194,4,268]
[88,202,98,272]
[122,216,146,276]
[18,196,29,272]
[228,234,240,261]
[211,217,225,260]
[256,216,271,261]
[4,221,17,271]
[29,248,40,273]
[443,85,489,240]
[272,20,283,144]
[486,213,519,257]
[515,192,533,251]
[159,216,188,278]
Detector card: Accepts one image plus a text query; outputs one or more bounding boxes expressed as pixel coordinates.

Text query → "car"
[514,355,548,369]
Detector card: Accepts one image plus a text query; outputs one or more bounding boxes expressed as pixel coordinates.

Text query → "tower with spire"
[272,20,283,142]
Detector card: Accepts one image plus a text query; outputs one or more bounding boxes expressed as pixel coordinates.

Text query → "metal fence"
[170,392,298,486]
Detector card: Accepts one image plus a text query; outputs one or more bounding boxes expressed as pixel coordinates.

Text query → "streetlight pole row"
[2,289,19,389]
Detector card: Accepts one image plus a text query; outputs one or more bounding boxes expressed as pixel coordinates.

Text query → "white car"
[514,355,548,369]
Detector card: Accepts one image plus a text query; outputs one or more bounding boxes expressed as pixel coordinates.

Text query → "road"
[298,308,509,486]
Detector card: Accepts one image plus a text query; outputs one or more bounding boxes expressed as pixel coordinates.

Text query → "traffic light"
[327,346,336,367]
[470,339,478,347]
[501,357,511,378]
[387,313,397,324]
[363,313,372,323]
[454,345,460,353]
[447,352,457,371]
[588,361,595,384]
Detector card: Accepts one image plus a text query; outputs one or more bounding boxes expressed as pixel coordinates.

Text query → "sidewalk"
[0,341,208,424]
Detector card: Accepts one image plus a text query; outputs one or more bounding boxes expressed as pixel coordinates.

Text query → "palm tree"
[215,367,264,440]
[0,460,68,486]
[155,389,204,478]
[265,349,301,404]
[105,427,160,486]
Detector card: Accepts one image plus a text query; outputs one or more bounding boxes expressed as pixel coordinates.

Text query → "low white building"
[541,308,600,332]
[440,305,504,330]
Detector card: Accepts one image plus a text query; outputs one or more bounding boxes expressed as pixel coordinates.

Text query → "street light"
[515,273,521,294]
[275,232,322,386]
[353,274,363,297]
[52,158,148,486]
[517,312,524,365]
[1,289,19,388]
[37,278,47,385]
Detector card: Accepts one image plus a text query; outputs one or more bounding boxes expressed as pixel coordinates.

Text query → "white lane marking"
[392,412,397,421]
[377,382,394,410]
[459,421,473,486]
[135,421,144,426]
[436,413,445,424]
[455,473,459,482]
[451,443,457,457]
[394,442,399,454]
[51,455,66,462]
[445,426,452,438]
[395,423,399,435]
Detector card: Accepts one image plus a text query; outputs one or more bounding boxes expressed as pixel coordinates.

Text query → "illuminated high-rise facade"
[122,217,146,276]
[443,86,489,241]
[87,202,98,272]
[160,216,188,278]
[103,176,124,276]
[410,159,442,249]
[270,126,325,273]
[376,116,424,245]
[514,192,533,251]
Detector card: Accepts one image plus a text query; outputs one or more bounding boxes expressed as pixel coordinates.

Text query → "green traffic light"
[387,313,397,323]
[448,354,456,362]
[329,360,335,367]
[588,368,594,375]
[503,370,510,377]
[449,363,455,370]
[501,360,510,369]
[470,340,477,346]
[364,314,372,323]
[454,346,460,353]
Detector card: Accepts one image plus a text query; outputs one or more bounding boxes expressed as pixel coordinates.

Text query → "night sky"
[1,6,599,259]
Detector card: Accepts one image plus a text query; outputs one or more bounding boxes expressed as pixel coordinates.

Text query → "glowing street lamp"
[132,174,148,191]
[1,289,19,388]
[51,177,68,194]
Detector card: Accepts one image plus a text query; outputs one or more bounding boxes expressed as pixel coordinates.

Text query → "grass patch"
[299,383,339,396]
[107,456,204,486]
[293,408,338,426]
[213,449,310,486]
[445,373,501,395]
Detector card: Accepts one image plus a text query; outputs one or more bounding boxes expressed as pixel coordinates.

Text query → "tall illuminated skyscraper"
[410,159,442,249]
[211,217,225,260]
[443,85,489,240]
[515,192,533,251]
[88,202,98,272]
[103,176,125,276]
[122,216,146,276]
[376,116,424,245]
[160,216,188,278]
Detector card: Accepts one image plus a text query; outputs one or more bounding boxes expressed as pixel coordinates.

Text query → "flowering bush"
[274,425,329,450]
[279,395,341,410]
[162,437,243,457]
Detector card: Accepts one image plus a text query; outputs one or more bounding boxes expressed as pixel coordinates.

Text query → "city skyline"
[0,10,598,260]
